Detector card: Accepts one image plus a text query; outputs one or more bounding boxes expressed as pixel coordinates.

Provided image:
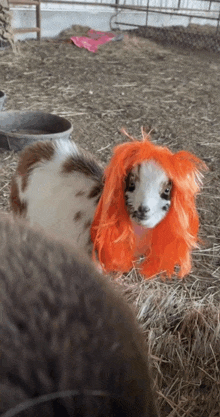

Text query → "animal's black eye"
[161,181,172,200]
[128,182,135,192]
[164,180,172,195]
[125,172,137,193]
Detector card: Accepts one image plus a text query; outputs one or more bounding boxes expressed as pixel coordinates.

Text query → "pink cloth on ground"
[71,29,115,53]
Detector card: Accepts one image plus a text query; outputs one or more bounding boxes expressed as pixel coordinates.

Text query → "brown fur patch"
[86,234,93,256]
[88,183,103,199]
[61,152,103,182]
[95,196,101,205]
[84,220,92,230]
[87,235,93,250]
[17,141,55,192]
[74,211,83,221]
[10,178,27,215]
[75,190,85,197]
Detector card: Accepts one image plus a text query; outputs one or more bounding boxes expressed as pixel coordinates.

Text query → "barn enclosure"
[8,0,220,51]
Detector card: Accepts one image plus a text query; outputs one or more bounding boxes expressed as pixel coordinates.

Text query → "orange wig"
[91,132,207,279]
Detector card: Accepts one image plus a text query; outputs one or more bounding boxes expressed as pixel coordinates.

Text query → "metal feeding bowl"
[0,91,6,111]
[0,111,73,151]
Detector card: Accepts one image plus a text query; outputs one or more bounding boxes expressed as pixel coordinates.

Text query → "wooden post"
[36,0,40,40]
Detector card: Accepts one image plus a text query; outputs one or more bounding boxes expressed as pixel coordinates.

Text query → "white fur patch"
[54,139,79,160]
[18,141,99,252]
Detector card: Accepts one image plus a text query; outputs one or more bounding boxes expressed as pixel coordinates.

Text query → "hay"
[0,34,220,416]
[114,273,220,416]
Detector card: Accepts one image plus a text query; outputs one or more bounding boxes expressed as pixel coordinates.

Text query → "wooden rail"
[9,0,41,41]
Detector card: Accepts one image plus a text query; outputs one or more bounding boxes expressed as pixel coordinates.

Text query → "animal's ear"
[172,150,208,194]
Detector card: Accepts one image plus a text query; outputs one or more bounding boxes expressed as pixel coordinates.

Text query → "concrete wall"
[11,0,220,41]
[12,7,113,40]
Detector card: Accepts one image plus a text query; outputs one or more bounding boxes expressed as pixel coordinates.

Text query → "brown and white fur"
[0,214,159,417]
[10,139,172,256]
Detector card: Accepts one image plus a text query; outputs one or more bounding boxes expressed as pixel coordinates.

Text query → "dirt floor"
[0,29,220,416]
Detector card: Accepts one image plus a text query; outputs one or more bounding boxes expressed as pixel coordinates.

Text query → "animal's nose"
[138,205,150,214]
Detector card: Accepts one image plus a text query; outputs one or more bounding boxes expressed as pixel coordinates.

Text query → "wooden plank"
[9,0,40,5]
[10,0,41,40]
[13,27,40,33]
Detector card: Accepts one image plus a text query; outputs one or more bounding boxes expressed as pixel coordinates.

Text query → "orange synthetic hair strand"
[91,131,207,279]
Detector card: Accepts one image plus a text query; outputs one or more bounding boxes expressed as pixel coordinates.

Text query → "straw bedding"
[0,29,219,416]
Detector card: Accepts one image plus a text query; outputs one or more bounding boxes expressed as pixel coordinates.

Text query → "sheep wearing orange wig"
[91,131,207,279]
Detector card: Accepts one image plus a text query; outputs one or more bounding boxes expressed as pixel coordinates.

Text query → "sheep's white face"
[125,160,172,229]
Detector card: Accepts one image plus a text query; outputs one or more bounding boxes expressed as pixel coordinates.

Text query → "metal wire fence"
[111,0,220,52]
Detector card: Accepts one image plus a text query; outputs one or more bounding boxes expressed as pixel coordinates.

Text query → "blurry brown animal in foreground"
[0,214,159,417]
